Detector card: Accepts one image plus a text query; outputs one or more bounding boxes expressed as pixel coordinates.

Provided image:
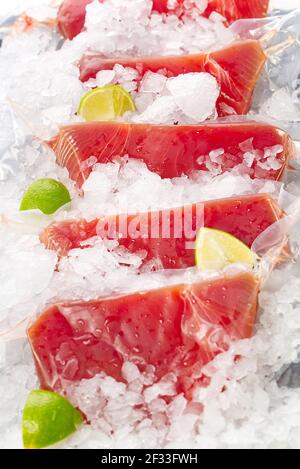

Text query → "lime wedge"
[20,179,71,215]
[77,85,136,122]
[22,390,83,449]
[195,228,257,271]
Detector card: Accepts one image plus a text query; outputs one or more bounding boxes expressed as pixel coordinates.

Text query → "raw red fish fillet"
[40,194,284,269]
[47,120,294,188]
[57,0,93,40]
[57,0,269,40]
[80,40,266,117]
[153,0,269,23]
[203,0,269,22]
[28,272,259,395]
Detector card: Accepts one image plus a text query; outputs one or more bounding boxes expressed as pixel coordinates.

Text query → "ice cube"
[122,362,141,383]
[195,0,209,14]
[134,95,178,124]
[140,71,168,94]
[95,70,116,87]
[261,88,300,121]
[166,73,219,122]
[0,234,56,311]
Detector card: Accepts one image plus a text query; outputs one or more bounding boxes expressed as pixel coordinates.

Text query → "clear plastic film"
[14,181,300,397]
[27,267,260,398]
[1,5,300,182]
[231,9,300,139]
[2,2,300,400]
[0,15,19,46]
[0,176,287,334]
[25,193,300,401]
[23,188,300,400]
[2,8,300,184]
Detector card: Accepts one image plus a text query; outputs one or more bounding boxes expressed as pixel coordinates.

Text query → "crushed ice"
[1,0,300,451]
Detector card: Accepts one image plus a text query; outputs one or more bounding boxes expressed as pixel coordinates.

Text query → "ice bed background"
[1,0,300,449]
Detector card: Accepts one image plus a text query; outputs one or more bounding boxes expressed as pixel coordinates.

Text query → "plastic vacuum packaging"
[2,6,300,185]
[27,184,300,403]
[230,9,300,139]
[40,193,284,267]
[46,120,295,188]
[28,267,260,400]
[2,1,300,448]
[28,196,300,404]
[27,183,300,408]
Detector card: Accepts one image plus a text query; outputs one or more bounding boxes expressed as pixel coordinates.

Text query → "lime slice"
[22,390,83,449]
[77,85,136,122]
[195,228,257,271]
[20,179,71,215]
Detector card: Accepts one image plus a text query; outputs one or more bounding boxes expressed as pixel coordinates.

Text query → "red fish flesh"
[57,0,269,40]
[47,121,294,188]
[152,0,269,23]
[28,272,259,395]
[57,0,93,40]
[80,40,266,117]
[202,0,269,22]
[40,194,284,269]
